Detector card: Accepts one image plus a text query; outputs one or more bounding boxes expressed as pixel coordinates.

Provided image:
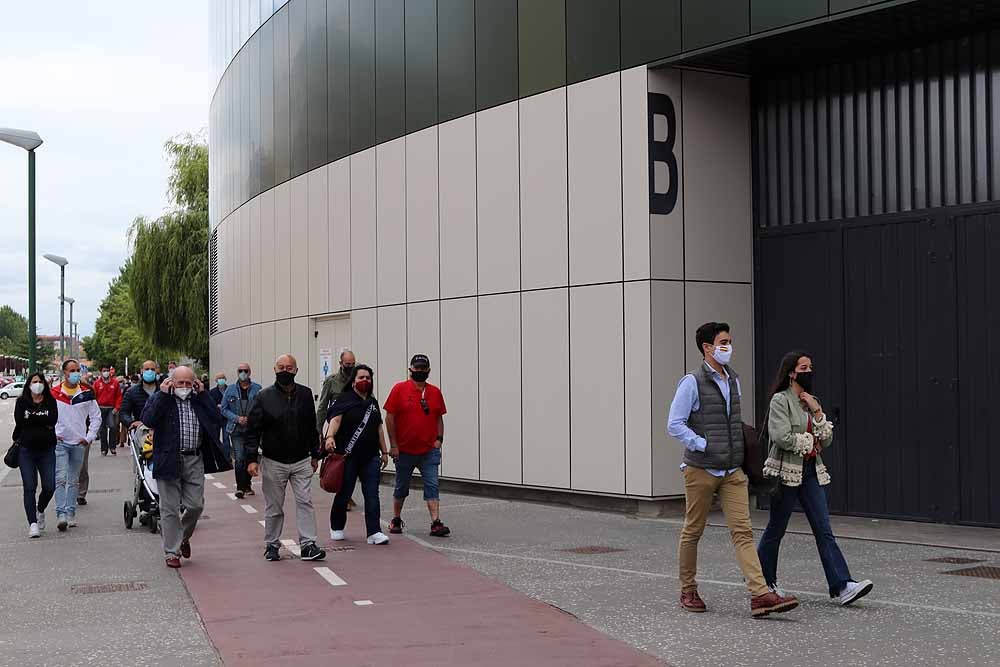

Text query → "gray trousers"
[262,456,317,548]
[77,441,91,498]
[158,453,205,558]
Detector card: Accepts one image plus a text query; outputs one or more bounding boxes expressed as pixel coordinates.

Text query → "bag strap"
[342,402,376,456]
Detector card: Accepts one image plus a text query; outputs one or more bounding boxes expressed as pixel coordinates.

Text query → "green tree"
[129,133,209,364]
[0,304,52,368]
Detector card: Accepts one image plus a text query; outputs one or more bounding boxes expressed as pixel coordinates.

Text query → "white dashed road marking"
[241,504,258,514]
[226,493,238,500]
[353,600,373,606]
[313,567,347,587]
[258,520,265,527]
[204,474,215,480]
[212,482,226,489]
[280,539,301,556]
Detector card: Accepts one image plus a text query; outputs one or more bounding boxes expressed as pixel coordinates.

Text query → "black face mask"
[794,371,814,393]
[275,371,296,387]
[410,370,429,383]
[342,364,354,375]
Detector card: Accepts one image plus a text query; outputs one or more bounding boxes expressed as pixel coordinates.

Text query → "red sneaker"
[429,519,450,537]
[165,556,182,569]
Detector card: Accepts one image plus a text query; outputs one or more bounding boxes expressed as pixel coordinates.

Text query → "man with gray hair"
[245,354,326,562]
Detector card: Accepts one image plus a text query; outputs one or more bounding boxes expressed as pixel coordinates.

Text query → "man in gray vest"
[668,322,799,618]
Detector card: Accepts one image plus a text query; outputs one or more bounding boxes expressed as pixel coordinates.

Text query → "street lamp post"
[43,254,68,365]
[63,297,75,360]
[0,128,44,373]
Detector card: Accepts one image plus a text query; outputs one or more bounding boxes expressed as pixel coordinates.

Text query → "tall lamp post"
[62,297,75,359]
[43,254,69,365]
[0,128,44,373]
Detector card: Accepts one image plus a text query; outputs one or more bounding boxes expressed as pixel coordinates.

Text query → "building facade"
[210,0,1000,526]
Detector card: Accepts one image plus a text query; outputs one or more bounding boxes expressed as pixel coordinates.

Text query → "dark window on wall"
[475,0,518,110]
[328,0,351,161]
[750,0,826,33]
[289,0,309,177]
[260,19,276,191]
[518,0,565,98]
[566,0,620,84]
[376,0,406,144]
[351,0,376,152]
[240,51,250,205]
[406,0,438,133]
[621,0,680,68]
[682,0,748,51]
[438,0,476,122]
[274,6,291,183]
[307,0,329,171]
[249,36,261,198]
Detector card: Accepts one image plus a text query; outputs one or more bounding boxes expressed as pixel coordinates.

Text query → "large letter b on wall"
[648,93,678,215]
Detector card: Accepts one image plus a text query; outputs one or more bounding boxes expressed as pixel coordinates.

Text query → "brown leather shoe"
[680,590,707,613]
[751,591,799,617]
[165,556,182,569]
[180,540,191,559]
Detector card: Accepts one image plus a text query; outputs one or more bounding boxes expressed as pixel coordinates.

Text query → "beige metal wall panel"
[350,308,379,380]
[258,320,276,379]
[274,318,292,360]
[405,127,441,303]
[259,190,276,322]
[241,206,251,327]
[350,149,377,309]
[568,73,624,286]
[249,199,261,326]
[289,176,309,318]
[570,283,625,493]
[273,182,292,320]
[376,139,407,306]
[407,300,440,373]
[439,297,480,479]
[682,71,752,283]
[307,167,329,315]
[624,280,652,496]
[377,305,408,403]
[521,288,570,489]
[289,317,310,392]
[622,65,651,281]
[439,116,478,299]
[478,293,522,484]
[328,158,351,313]
[648,67,685,281]
[650,280,686,496]
[476,102,521,295]
[519,89,569,291]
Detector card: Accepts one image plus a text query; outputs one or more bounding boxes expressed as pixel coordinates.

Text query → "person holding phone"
[13,372,59,538]
[139,366,231,568]
[757,351,873,606]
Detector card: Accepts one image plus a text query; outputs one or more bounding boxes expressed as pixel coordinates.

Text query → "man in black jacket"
[245,354,325,562]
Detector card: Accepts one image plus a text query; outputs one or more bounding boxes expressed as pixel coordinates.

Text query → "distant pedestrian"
[208,372,227,408]
[139,366,231,568]
[757,351,873,606]
[245,354,326,563]
[384,354,449,538]
[222,363,261,499]
[93,366,123,457]
[324,364,391,545]
[121,360,160,430]
[13,372,58,538]
[668,322,799,617]
[51,359,101,531]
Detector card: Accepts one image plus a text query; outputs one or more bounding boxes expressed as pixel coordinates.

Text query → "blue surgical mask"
[142,370,157,383]
[68,372,81,385]
[217,378,227,388]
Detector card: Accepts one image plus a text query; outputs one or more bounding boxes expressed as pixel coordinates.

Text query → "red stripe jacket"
[92,377,123,409]
[51,383,102,444]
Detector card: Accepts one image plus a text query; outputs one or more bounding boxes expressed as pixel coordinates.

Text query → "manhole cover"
[556,546,627,555]
[942,565,1000,579]
[926,556,985,564]
[328,546,355,552]
[71,581,148,594]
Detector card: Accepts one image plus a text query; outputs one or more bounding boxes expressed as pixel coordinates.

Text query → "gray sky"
[0,1,210,339]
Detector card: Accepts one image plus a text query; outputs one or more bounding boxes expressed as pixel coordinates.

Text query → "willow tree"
[129,134,209,364]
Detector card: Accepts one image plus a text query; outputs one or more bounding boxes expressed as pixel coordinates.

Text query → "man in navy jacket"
[140,366,231,568]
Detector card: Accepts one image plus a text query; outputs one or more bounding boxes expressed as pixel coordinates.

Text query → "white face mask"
[102,372,110,380]
[174,387,192,401]
[712,344,733,366]
[29,382,45,395]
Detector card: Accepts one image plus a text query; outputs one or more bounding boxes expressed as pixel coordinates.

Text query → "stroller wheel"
[124,501,134,529]
[149,514,159,534]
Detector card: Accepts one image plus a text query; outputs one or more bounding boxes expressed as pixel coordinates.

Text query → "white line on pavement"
[280,539,301,556]
[212,482,227,489]
[313,567,347,587]
[241,504,258,514]
[258,520,265,527]
[226,493,237,500]
[353,600,373,606]
[0,464,12,486]
[204,474,215,480]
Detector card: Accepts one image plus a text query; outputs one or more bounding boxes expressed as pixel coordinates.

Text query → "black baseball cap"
[410,354,431,369]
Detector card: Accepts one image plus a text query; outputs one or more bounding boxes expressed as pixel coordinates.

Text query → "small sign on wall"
[319,348,333,381]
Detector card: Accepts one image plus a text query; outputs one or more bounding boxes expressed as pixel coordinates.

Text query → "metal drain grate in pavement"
[71,581,148,594]
[328,546,355,552]
[942,565,1000,579]
[87,488,121,494]
[556,546,627,555]
[926,556,985,564]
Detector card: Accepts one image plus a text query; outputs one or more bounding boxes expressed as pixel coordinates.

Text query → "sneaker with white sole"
[839,579,873,605]
[36,511,46,532]
[68,515,78,528]
[57,514,68,532]
[330,529,345,541]
[366,532,390,545]
[29,523,40,538]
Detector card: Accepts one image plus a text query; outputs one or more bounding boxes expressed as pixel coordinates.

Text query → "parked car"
[0,382,24,399]
[0,377,13,388]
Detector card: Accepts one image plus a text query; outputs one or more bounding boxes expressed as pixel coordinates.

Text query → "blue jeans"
[19,446,56,525]
[757,459,853,597]
[230,432,251,492]
[55,441,86,517]
[393,448,441,501]
[330,454,381,537]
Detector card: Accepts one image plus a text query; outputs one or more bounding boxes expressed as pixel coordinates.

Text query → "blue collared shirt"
[667,361,741,477]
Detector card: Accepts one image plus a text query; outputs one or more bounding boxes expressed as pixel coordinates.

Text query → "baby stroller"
[123,425,160,534]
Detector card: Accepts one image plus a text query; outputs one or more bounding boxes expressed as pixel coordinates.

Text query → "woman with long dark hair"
[12,371,59,538]
[757,352,873,606]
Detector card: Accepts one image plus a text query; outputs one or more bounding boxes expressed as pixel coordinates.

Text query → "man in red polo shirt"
[384,354,449,537]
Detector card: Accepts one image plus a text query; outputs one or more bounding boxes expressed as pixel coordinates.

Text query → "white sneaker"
[330,529,345,541]
[769,583,788,598]
[366,532,390,545]
[839,579,873,606]
[68,515,78,528]
[36,511,46,532]
[29,523,40,538]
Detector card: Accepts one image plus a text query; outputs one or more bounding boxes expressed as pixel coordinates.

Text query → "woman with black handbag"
[757,352,873,606]
[12,372,59,538]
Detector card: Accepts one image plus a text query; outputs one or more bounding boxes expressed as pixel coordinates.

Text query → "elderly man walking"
[222,363,261,499]
[246,354,326,562]
[140,366,231,568]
